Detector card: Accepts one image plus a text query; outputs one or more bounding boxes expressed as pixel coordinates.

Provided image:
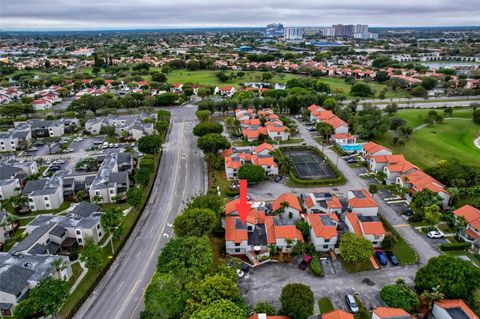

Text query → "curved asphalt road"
[73,106,205,319]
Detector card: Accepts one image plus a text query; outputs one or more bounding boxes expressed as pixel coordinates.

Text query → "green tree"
[13,277,69,319]
[280,283,314,319]
[339,232,373,264]
[197,133,230,154]
[196,110,212,122]
[473,109,480,125]
[189,299,246,319]
[411,189,442,214]
[187,194,225,215]
[75,157,98,172]
[420,286,445,315]
[173,208,217,237]
[142,272,189,319]
[411,86,427,98]
[415,255,480,303]
[350,83,373,97]
[80,240,104,269]
[238,164,265,183]
[368,184,380,195]
[380,280,419,312]
[421,77,438,90]
[315,81,331,93]
[316,122,334,141]
[127,187,143,208]
[184,274,244,317]
[424,204,442,226]
[384,103,398,115]
[353,105,389,139]
[157,236,212,284]
[138,135,162,154]
[193,122,223,136]
[472,288,480,316]
[323,98,337,110]
[216,72,229,82]
[135,167,151,185]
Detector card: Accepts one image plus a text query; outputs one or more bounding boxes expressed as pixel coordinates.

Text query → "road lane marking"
[136,250,143,259]
[393,224,410,228]
[115,281,125,293]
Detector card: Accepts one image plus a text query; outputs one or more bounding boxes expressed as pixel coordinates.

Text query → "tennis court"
[283,149,336,180]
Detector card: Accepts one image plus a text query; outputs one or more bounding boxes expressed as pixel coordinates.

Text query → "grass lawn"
[374,117,480,169]
[318,297,335,314]
[389,108,476,129]
[68,262,84,287]
[391,238,418,265]
[445,251,480,267]
[17,201,72,217]
[210,236,226,272]
[278,138,304,144]
[149,69,299,87]
[340,257,375,273]
[209,168,235,198]
[18,217,35,227]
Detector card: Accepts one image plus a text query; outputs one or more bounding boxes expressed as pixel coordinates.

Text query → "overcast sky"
[1,0,479,31]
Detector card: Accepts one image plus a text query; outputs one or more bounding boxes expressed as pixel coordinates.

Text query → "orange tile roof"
[387,161,417,173]
[453,205,480,225]
[308,104,323,112]
[225,198,241,215]
[223,148,234,157]
[307,214,337,239]
[323,116,349,129]
[275,224,304,241]
[372,307,411,318]
[372,154,406,164]
[255,142,274,154]
[225,157,242,169]
[345,213,363,236]
[272,193,302,212]
[401,170,448,195]
[225,217,248,243]
[465,227,479,240]
[250,119,261,126]
[348,189,378,208]
[435,300,479,319]
[328,195,342,209]
[363,141,391,155]
[316,110,335,120]
[361,220,385,237]
[304,196,315,208]
[265,216,276,244]
[267,125,287,132]
[322,309,354,319]
[334,133,354,139]
[221,86,234,91]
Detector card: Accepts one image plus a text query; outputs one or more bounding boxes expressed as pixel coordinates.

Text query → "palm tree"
[272,150,293,175]
[420,286,444,315]
[452,216,467,240]
[51,258,68,280]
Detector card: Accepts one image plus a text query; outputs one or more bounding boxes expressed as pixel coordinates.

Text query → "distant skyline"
[1,0,479,31]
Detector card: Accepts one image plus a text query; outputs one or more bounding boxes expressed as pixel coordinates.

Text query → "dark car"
[274,175,283,183]
[298,255,312,271]
[385,251,399,266]
[374,251,388,266]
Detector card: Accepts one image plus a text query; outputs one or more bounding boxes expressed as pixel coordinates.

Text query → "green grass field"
[375,109,480,169]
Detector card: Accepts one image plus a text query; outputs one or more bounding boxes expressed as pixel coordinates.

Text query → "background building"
[265,23,284,38]
[334,24,354,37]
[284,27,304,40]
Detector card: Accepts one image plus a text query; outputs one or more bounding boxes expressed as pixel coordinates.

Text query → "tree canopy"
[238,164,265,183]
[138,135,163,154]
[339,232,373,264]
[193,122,223,137]
[280,283,314,319]
[173,208,217,237]
[380,280,419,312]
[415,255,480,304]
[197,133,230,154]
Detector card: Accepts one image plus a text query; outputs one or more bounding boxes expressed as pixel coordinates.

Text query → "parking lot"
[238,261,418,311]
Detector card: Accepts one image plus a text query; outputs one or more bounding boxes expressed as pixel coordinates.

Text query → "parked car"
[402,208,415,217]
[345,294,359,314]
[374,250,388,266]
[236,269,245,278]
[54,160,65,165]
[108,143,114,148]
[385,251,399,266]
[298,255,312,271]
[427,230,444,239]
[274,175,283,183]
[114,143,119,148]
[130,142,136,147]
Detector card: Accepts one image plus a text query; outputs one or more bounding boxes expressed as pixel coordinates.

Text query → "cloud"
[1,0,479,30]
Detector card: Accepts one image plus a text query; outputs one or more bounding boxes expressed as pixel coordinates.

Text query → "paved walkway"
[69,261,88,293]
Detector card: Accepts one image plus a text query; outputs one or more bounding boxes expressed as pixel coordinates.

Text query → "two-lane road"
[73,106,205,319]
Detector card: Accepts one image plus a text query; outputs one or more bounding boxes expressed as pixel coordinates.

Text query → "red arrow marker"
[235,179,251,224]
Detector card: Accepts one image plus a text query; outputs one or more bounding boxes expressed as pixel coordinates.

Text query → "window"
[78,238,83,243]
[372,241,377,245]
[44,196,49,201]
[97,225,100,229]
[110,189,115,194]
[235,248,240,253]
[30,205,35,209]
[98,232,102,237]
[95,191,100,196]
[323,245,329,249]
[45,204,50,208]
[325,239,330,243]
[76,230,81,235]
[235,243,240,247]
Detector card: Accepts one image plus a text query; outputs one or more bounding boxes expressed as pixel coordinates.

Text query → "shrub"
[309,257,323,277]
[439,242,471,251]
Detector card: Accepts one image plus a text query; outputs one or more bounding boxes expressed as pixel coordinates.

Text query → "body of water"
[421,61,480,68]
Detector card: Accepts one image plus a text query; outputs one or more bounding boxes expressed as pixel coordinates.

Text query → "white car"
[114,143,119,148]
[236,269,245,278]
[54,160,65,165]
[427,230,445,239]
[109,143,114,148]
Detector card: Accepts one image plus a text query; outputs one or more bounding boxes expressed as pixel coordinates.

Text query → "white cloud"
[1,0,479,30]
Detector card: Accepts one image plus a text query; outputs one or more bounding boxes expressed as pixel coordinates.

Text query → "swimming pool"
[339,143,364,152]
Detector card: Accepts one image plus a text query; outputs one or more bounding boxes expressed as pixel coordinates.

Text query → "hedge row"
[440,242,472,251]
[281,145,346,186]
